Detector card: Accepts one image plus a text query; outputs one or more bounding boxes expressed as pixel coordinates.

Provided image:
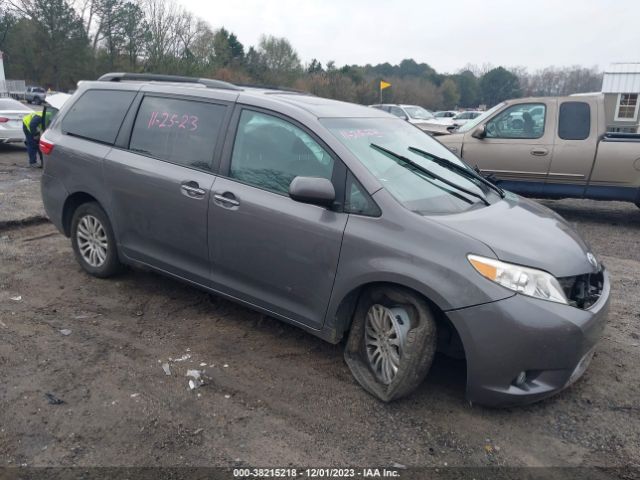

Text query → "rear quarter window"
[558,102,591,140]
[62,90,136,145]
[128,96,227,171]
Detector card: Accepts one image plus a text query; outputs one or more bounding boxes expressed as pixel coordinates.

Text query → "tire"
[70,202,122,278]
[344,286,437,402]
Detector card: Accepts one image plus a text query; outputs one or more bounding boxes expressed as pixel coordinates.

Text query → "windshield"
[321,118,500,215]
[403,106,434,120]
[457,103,505,133]
[0,99,31,111]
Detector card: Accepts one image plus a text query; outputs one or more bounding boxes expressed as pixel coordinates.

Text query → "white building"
[602,63,640,133]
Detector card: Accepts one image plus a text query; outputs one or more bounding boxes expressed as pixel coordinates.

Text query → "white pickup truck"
[439,94,640,207]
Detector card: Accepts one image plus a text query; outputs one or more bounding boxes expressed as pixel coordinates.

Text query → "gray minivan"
[40,73,610,406]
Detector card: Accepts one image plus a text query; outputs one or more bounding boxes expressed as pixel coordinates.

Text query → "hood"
[437,132,464,144]
[413,121,451,135]
[45,93,72,110]
[431,194,598,278]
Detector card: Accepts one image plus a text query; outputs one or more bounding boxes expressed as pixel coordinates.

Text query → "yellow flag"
[380,80,391,90]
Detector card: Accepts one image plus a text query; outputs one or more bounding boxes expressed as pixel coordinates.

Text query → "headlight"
[468,254,568,304]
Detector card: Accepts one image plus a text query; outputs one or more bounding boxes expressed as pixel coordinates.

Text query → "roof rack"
[236,83,309,95]
[97,72,242,91]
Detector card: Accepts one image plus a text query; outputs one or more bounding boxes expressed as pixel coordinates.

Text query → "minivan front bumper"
[447,270,610,407]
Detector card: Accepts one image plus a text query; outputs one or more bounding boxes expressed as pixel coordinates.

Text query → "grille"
[557,269,604,310]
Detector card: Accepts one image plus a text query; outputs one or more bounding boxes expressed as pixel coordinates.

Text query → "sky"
[177,0,640,73]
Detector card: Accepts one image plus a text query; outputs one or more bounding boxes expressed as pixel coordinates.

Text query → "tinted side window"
[129,96,227,171]
[486,103,546,139]
[62,90,136,144]
[558,102,590,140]
[230,110,335,195]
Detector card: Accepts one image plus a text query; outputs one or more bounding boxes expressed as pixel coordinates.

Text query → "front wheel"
[70,202,122,278]
[344,286,437,402]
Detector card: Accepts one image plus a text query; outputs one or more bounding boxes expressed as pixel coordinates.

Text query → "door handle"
[214,193,240,207]
[181,181,206,198]
[530,148,549,156]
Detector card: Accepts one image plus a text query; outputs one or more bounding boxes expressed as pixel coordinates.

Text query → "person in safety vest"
[23,111,45,168]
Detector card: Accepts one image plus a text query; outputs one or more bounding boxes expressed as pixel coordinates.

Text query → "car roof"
[267,93,389,118]
[81,73,390,120]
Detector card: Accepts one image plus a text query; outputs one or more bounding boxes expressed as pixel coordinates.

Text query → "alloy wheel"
[364,304,411,384]
[76,214,108,267]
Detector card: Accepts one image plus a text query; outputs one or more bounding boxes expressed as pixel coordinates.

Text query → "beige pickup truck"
[439,94,640,207]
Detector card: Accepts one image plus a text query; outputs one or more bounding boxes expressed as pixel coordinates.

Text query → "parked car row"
[370,104,483,135]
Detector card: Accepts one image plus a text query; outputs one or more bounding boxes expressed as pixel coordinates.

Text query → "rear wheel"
[344,286,437,402]
[70,202,122,278]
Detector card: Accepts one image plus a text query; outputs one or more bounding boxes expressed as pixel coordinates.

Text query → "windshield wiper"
[370,143,489,206]
[408,146,505,198]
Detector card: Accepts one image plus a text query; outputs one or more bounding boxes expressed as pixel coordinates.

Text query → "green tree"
[452,70,480,107]
[119,1,147,70]
[480,66,522,106]
[307,58,323,74]
[211,27,244,69]
[439,78,460,109]
[257,35,302,86]
[6,0,90,89]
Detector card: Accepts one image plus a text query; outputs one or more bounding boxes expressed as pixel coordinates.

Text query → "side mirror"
[472,125,486,139]
[289,176,335,208]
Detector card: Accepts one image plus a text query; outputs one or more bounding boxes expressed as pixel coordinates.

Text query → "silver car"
[0,98,32,144]
[40,73,610,406]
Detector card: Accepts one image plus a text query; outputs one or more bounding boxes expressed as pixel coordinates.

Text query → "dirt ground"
[0,144,639,469]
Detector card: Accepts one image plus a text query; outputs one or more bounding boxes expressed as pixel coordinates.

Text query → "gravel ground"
[0,146,639,470]
[0,144,47,226]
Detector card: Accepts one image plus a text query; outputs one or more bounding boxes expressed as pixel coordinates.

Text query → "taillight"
[0,117,9,123]
[40,137,55,155]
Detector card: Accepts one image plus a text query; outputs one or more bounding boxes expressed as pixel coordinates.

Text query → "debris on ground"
[10,295,22,301]
[223,364,229,368]
[44,393,64,405]
[186,369,204,390]
[130,393,140,398]
[199,362,207,367]
[172,354,191,362]
[390,462,406,469]
[0,320,7,328]
[162,363,171,376]
[59,329,72,336]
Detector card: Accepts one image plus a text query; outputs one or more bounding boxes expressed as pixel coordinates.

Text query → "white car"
[433,110,458,119]
[451,110,484,127]
[369,104,451,135]
[0,98,32,144]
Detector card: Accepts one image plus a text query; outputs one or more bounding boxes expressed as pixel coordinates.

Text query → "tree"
[439,78,460,109]
[480,67,522,106]
[307,58,323,74]
[7,0,91,89]
[257,35,301,86]
[119,1,147,70]
[452,70,480,107]
[212,27,244,69]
